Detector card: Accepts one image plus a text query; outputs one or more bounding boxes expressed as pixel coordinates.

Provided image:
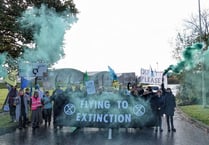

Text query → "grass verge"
[0,89,9,111]
[0,112,18,135]
[179,105,209,126]
[0,113,17,128]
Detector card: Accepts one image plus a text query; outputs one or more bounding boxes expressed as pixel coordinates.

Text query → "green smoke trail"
[18,4,77,67]
[163,43,203,75]
[203,45,209,70]
[0,53,7,77]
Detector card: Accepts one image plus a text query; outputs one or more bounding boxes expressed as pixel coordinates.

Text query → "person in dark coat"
[164,88,176,132]
[51,85,66,129]
[6,85,18,122]
[161,82,176,132]
[15,89,29,129]
[150,89,165,132]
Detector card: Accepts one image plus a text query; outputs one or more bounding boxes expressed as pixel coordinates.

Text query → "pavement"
[177,107,209,133]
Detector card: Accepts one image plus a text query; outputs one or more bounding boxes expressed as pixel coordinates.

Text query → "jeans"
[19,112,26,128]
[166,115,174,130]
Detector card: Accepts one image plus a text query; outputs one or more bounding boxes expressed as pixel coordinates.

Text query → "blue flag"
[150,65,154,77]
[108,66,118,81]
[21,77,29,89]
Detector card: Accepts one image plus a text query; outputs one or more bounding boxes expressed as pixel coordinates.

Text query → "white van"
[143,84,160,93]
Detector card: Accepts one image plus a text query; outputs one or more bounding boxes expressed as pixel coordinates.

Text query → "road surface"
[0,110,209,145]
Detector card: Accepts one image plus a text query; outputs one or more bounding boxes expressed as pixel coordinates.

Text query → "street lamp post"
[198,0,206,107]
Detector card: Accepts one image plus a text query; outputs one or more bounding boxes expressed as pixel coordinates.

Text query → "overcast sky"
[53,0,209,75]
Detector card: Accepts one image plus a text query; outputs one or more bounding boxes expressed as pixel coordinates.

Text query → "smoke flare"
[163,43,204,76]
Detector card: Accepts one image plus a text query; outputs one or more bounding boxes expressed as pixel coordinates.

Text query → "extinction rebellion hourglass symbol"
[133,104,145,117]
[64,103,76,115]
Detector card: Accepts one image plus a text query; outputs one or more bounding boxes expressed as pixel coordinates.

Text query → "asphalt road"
[0,110,209,145]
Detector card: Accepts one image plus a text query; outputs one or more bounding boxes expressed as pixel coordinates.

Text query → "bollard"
[108,128,112,139]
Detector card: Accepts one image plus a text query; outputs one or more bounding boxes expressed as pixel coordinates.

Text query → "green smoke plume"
[1,4,77,77]
[17,4,77,69]
[0,53,7,77]
[163,43,203,75]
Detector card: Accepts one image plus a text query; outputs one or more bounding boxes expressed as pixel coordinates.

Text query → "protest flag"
[21,77,30,89]
[84,71,89,81]
[108,66,118,81]
[4,70,18,86]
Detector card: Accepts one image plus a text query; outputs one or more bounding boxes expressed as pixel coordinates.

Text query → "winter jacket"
[15,95,29,121]
[164,92,176,116]
[42,96,52,109]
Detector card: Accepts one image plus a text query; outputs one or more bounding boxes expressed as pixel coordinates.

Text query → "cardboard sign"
[140,68,167,85]
[19,63,47,77]
[85,80,96,95]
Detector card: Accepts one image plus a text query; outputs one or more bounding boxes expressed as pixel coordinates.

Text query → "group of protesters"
[5,80,176,132]
[5,83,64,130]
[127,82,177,133]
[5,81,87,131]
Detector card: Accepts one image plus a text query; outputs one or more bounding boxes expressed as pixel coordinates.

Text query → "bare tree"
[172,9,209,60]
[183,9,209,49]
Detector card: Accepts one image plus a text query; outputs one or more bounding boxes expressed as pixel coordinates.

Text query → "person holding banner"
[65,85,73,95]
[51,85,65,129]
[150,89,165,132]
[130,83,139,97]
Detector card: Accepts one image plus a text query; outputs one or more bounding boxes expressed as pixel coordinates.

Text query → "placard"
[85,80,96,95]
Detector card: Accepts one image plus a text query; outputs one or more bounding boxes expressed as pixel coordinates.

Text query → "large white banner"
[140,68,167,86]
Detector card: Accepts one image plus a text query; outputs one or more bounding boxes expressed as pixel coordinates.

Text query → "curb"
[177,107,209,133]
